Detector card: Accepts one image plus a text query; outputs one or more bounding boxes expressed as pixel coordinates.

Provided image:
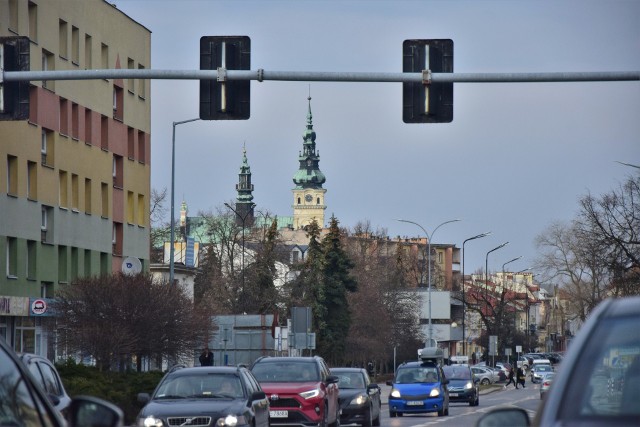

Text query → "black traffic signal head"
[1,36,30,121]
[199,36,250,120]
[402,39,453,123]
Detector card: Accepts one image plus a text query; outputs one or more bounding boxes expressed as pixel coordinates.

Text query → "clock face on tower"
[305,194,313,203]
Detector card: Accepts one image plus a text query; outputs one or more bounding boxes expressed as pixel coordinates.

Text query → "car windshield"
[395,366,439,383]
[252,361,320,382]
[536,366,552,372]
[559,313,640,420]
[155,373,243,399]
[335,372,365,389]
[443,366,472,380]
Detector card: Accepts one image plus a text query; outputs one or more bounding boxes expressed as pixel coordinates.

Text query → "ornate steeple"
[293,96,326,189]
[292,96,327,229]
[235,144,255,226]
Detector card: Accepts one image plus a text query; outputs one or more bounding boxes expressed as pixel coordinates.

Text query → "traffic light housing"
[402,39,453,123]
[199,36,250,120]
[0,36,30,121]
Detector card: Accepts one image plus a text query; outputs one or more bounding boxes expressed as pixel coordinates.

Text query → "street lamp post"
[170,118,200,285]
[397,218,461,346]
[462,232,491,356]
[485,242,509,292]
[225,202,256,311]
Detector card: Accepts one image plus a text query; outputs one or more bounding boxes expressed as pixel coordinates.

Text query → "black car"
[19,352,72,416]
[443,364,479,407]
[331,367,382,426]
[137,365,269,427]
[0,339,123,427]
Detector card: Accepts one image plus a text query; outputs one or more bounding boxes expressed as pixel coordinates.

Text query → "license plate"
[407,401,424,406]
[270,410,288,418]
[449,393,459,397]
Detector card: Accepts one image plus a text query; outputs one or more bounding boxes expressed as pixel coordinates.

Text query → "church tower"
[234,146,255,226]
[292,96,326,229]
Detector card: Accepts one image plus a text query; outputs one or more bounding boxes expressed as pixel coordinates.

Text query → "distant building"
[0,0,151,354]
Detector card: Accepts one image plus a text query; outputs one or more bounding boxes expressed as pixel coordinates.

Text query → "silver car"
[471,366,497,385]
[539,372,555,400]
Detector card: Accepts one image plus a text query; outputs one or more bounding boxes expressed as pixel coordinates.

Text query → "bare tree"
[53,274,209,371]
[150,188,169,263]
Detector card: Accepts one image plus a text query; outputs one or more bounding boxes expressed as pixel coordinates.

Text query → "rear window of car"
[252,361,320,382]
[443,365,472,380]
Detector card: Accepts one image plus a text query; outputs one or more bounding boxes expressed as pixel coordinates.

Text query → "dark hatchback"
[442,364,479,406]
[331,367,382,426]
[137,365,270,427]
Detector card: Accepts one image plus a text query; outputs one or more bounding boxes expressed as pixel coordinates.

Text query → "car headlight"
[350,394,369,405]
[216,415,247,426]
[464,381,473,390]
[138,416,163,427]
[299,388,321,399]
[390,388,401,398]
[429,388,440,397]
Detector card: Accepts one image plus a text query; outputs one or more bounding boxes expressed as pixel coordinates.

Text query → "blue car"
[386,348,450,417]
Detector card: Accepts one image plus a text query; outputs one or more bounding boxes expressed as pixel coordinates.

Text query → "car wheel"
[481,378,490,385]
[362,404,372,427]
[389,411,396,418]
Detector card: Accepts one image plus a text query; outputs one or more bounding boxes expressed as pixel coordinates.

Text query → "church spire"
[235,143,255,226]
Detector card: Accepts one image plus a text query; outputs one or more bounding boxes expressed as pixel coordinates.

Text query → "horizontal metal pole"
[3,68,639,83]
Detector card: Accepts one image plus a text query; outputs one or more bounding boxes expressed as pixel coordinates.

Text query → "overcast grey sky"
[114,0,639,273]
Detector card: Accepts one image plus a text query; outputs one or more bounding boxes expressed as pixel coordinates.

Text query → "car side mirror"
[477,408,530,427]
[386,380,393,386]
[326,375,339,384]
[137,393,150,404]
[442,378,449,385]
[66,395,124,427]
[251,391,267,401]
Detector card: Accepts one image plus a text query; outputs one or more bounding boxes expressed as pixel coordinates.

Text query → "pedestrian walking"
[505,367,517,388]
[516,367,526,389]
[199,346,214,366]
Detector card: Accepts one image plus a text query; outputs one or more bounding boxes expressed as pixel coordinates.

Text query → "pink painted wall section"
[112,186,124,223]
[30,87,59,131]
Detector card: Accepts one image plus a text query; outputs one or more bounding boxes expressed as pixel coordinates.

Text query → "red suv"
[250,356,340,426]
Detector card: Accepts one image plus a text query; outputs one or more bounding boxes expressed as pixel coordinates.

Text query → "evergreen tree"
[317,216,358,364]
[244,218,282,313]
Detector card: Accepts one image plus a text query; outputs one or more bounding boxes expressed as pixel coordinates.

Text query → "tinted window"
[0,349,57,426]
[559,314,640,419]
[336,372,366,389]
[39,362,63,396]
[155,373,244,398]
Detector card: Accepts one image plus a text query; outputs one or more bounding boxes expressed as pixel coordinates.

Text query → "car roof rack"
[417,347,444,365]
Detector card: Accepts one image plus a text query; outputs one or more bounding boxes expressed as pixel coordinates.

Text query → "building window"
[137,64,146,98]
[71,173,79,211]
[127,191,134,224]
[59,170,68,208]
[84,109,92,144]
[127,127,135,159]
[7,155,18,196]
[58,19,68,59]
[137,194,145,226]
[84,34,92,69]
[58,245,67,283]
[84,178,91,214]
[28,1,37,42]
[100,252,108,275]
[113,86,123,121]
[101,182,108,217]
[84,249,91,276]
[27,161,37,200]
[71,247,78,280]
[27,240,37,280]
[101,43,109,70]
[71,103,79,139]
[113,155,123,188]
[42,49,54,91]
[6,237,18,278]
[8,0,18,32]
[112,222,122,255]
[41,205,53,243]
[137,130,146,163]
[100,115,108,150]
[41,128,52,165]
[127,58,135,93]
[316,197,320,204]
[71,26,79,65]
[59,98,69,136]
[41,282,53,298]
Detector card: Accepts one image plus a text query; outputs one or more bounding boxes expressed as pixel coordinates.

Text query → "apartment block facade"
[0,0,151,355]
